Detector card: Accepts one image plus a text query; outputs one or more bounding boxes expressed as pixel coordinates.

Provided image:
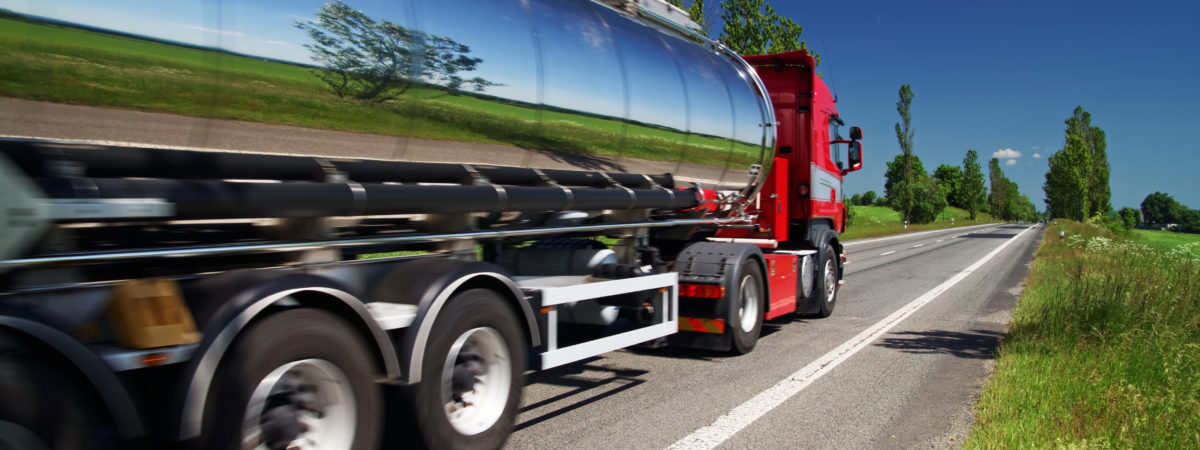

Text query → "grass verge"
[966,220,1200,448]
[841,205,998,241]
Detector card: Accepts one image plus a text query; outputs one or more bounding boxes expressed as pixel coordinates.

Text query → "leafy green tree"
[1117,207,1141,231]
[1065,107,1111,216]
[988,158,1008,219]
[909,175,948,224]
[861,190,878,207]
[932,163,963,208]
[719,0,818,62]
[1044,107,1107,220]
[297,1,496,103]
[1180,209,1200,234]
[960,149,987,220]
[883,153,925,211]
[849,193,863,206]
[1140,192,1186,225]
[1044,134,1091,220]
[888,84,917,221]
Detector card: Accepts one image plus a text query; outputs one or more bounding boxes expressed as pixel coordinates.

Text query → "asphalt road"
[507,223,1042,449]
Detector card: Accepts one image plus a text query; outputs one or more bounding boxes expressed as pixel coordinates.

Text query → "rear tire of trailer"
[410,288,524,450]
[729,261,765,355]
[813,245,839,318]
[0,332,118,450]
[199,308,382,450]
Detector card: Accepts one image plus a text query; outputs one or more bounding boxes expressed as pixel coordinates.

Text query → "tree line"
[854,85,1039,224]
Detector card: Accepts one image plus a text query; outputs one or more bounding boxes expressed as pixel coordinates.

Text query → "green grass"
[840,205,998,241]
[1130,229,1200,257]
[0,16,753,168]
[966,221,1200,448]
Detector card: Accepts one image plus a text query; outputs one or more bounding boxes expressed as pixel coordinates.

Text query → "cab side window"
[828,116,843,169]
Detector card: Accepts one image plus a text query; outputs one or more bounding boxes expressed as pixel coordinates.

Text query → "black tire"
[728,261,765,355]
[813,244,839,318]
[0,332,119,450]
[199,308,382,450]
[408,289,525,450]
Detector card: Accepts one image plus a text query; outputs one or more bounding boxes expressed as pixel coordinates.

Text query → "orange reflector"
[540,306,553,314]
[142,354,168,366]
[678,317,725,334]
[679,283,725,299]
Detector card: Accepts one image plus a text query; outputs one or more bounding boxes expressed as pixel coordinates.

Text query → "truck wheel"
[410,288,524,450]
[0,333,118,450]
[729,261,765,355]
[201,308,382,450]
[814,245,839,318]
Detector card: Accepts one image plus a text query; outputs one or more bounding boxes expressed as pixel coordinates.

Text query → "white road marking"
[667,226,1033,450]
[937,239,944,243]
[912,244,925,248]
[843,223,995,247]
[879,251,896,256]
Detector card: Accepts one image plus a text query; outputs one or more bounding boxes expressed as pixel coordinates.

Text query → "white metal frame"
[517,273,678,370]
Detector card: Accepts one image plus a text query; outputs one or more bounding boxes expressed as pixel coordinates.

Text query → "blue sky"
[762,0,1200,211]
[3,0,1195,210]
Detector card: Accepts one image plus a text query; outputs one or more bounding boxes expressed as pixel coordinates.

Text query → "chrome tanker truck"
[0,0,862,448]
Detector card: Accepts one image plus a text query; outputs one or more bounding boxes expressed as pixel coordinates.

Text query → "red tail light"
[679,283,725,299]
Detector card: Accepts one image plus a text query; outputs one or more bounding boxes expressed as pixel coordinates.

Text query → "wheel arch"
[175,272,399,441]
[0,314,146,441]
[372,259,539,385]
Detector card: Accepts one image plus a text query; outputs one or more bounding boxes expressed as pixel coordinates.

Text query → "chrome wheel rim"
[737,273,761,333]
[442,327,512,436]
[823,257,837,304]
[242,359,356,450]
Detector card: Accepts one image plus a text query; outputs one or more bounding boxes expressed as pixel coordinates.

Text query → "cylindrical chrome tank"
[0,0,774,202]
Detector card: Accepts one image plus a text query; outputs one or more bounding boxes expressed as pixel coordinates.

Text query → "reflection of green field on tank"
[0,16,759,169]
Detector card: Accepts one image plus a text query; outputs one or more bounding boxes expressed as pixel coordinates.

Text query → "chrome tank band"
[0,0,773,215]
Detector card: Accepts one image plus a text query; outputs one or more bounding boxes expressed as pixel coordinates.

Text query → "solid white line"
[879,251,896,256]
[912,244,925,248]
[667,226,1033,450]
[843,223,995,247]
[937,239,945,243]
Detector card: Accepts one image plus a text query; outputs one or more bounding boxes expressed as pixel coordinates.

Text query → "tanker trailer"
[0,0,862,448]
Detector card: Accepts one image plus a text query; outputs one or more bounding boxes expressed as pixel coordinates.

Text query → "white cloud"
[1005,159,1017,166]
[993,148,1022,159]
[187,25,244,37]
[265,40,290,46]
[1033,153,1042,159]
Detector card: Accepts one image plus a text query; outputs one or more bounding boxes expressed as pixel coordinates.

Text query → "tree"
[960,150,987,220]
[1065,107,1111,216]
[861,190,878,207]
[850,193,863,206]
[888,84,917,222]
[297,1,496,103]
[988,158,1008,219]
[1141,192,1186,225]
[1117,207,1141,231]
[909,175,948,224]
[719,0,818,63]
[1044,106,1108,220]
[932,164,963,208]
[883,153,925,209]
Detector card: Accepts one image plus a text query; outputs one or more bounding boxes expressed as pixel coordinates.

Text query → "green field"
[1131,229,1200,257]
[966,221,1200,448]
[0,16,754,167]
[841,205,998,241]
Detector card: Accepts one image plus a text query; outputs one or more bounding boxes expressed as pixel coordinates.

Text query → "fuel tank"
[0,0,774,203]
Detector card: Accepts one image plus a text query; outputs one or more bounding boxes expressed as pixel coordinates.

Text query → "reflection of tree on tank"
[297,1,499,103]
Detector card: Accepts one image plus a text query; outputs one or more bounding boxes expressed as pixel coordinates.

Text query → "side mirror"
[849,126,863,141]
[843,141,863,175]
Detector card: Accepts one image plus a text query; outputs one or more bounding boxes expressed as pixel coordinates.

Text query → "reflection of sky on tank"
[5,0,753,139]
